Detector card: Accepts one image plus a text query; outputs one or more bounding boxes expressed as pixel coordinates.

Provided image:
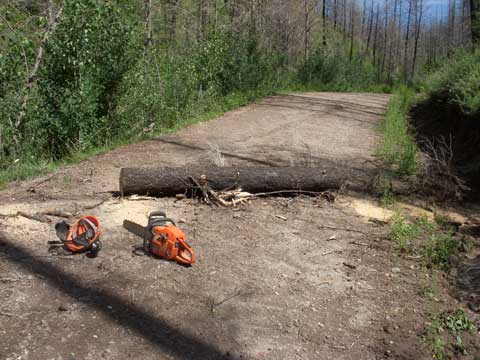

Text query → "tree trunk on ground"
[119,166,375,197]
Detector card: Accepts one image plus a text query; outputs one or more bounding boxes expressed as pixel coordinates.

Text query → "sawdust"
[341,196,468,225]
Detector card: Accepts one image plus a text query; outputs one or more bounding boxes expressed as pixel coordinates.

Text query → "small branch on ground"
[17,211,49,223]
[83,197,110,210]
[318,224,368,234]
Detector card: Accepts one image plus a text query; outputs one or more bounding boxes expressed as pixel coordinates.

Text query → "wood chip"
[322,250,341,256]
[342,262,357,269]
[275,215,287,221]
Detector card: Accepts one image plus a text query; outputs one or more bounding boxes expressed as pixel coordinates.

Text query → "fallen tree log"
[119,165,375,197]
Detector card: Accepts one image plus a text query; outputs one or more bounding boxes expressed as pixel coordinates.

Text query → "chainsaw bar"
[123,220,153,241]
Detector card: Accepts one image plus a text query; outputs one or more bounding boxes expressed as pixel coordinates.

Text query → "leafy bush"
[298,47,382,91]
[37,0,141,158]
[112,31,285,142]
[425,49,480,116]
[0,0,141,167]
[0,2,286,180]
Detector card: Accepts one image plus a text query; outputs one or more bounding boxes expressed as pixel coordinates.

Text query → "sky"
[370,0,451,21]
[425,0,450,19]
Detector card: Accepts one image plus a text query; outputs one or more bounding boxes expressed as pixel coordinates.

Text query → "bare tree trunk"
[387,0,398,80]
[373,4,380,65]
[144,0,153,47]
[15,1,63,136]
[366,0,374,52]
[381,0,388,76]
[470,0,480,45]
[397,0,404,65]
[169,0,180,43]
[362,0,368,37]
[230,0,236,24]
[304,0,310,63]
[412,0,424,77]
[349,4,355,62]
[322,0,327,46]
[403,0,412,77]
[334,0,338,30]
[449,0,457,54]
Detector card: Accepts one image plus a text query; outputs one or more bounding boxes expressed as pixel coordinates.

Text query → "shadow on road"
[0,231,227,360]
[151,138,280,166]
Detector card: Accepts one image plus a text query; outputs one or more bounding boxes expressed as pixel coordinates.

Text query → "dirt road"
[0,93,436,359]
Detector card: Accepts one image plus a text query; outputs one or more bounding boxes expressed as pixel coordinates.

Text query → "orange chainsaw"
[123,211,195,266]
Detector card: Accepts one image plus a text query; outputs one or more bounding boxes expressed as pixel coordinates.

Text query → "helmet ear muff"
[57,216,102,255]
[55,221,70,242]
[86,240,102,258]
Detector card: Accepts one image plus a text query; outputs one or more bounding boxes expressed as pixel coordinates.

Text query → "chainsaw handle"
[149,211,166,218]
[175,239,195,265]
[148,211,176,227]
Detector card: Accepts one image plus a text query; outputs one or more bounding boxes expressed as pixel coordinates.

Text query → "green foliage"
[381,186,396,206]
[38,0,141,158]
[379,86,417,175]
[0,1,287,182]
[390,212,422,252]
[424,315,448,360]
[0,1,395,185]
[425,49,480,116]
[390,212,461,270]
[424,309,477,359]
[1,0,141,169]
[442,309,476,335]
[113,31,285,143]
[298,47,387,92]
[422,232,458,271]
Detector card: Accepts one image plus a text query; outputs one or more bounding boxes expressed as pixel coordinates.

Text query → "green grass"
[424,49,480,116]
[379,86,418,175]
[389,212,460,270]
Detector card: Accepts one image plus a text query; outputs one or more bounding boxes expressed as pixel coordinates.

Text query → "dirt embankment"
[411,96,480,200]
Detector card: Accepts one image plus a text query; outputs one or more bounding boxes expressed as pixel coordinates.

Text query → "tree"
[412,0,424,77]
[144,0,152,47]
[471,0,480,45]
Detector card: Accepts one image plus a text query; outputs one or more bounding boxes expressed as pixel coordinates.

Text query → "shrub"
[425,49,480,116]
[298,46,380,91]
